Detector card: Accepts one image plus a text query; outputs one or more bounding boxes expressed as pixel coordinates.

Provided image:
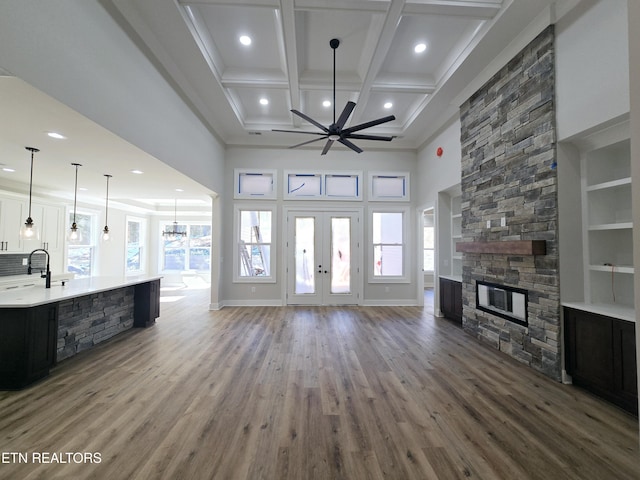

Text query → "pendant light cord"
[28,150,34,218]
[25,147,39,219]
[104,174,111,227]
[71,163,81,224]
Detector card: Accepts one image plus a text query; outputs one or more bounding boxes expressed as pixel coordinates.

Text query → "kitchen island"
[0,275,161,389]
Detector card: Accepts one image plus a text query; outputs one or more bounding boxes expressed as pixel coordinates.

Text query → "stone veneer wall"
[459,26,560,380]
[57,286,135,361]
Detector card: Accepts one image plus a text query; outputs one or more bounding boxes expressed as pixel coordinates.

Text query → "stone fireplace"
[459,26,561,381]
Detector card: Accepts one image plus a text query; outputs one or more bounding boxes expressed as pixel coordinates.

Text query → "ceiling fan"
[273,38,396,155]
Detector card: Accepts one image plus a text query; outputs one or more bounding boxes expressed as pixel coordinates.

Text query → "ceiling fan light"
[328,134,340,141]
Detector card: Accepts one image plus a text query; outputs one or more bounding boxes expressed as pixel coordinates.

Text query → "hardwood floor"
[0,285,638,479]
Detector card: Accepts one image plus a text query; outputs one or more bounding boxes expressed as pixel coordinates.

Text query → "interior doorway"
[286,210,360,305]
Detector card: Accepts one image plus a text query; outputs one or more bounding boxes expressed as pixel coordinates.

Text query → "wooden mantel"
[456,240,546,255]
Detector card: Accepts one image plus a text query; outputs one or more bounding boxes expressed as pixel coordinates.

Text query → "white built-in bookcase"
[579,127,634,318]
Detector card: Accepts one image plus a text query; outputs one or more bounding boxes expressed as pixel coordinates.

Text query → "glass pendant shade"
[68,222,82,243]
[20,147,40,242]
[68,163,82,244]
[20,216,40,241]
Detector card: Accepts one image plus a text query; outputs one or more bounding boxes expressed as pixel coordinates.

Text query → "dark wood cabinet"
[564,307,637,415]
[440,277,462,324]
[134,279,161,328]
[0,304,58,389]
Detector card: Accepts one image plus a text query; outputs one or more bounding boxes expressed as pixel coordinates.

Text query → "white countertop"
[0,275,162,308]
[562,301,636,323]
[439,275,462,283]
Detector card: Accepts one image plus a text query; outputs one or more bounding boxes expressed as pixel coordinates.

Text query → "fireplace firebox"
[476,281,528,327]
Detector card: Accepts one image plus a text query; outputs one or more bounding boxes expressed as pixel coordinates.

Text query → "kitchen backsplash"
[0,253,47,277]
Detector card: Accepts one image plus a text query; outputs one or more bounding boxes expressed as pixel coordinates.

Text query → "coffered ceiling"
[1,0,566,211]
[105,0,528,151]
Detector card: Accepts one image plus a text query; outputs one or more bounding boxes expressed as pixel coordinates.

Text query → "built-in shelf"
[586,177,632,192]
[589,265,634,274]
[588,223,633,231]
[456,240,546,255]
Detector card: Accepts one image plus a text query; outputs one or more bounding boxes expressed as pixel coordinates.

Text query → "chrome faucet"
[28,248,51,288]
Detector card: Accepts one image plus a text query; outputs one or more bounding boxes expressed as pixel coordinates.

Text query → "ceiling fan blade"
[346,133,395,142]
[338,137,363,154]
[342,115,396,134]
[272,129,327,136]
[336,101,356,128]
[291,109,329,133]
[289,136,329,149]
[321,139,334,155]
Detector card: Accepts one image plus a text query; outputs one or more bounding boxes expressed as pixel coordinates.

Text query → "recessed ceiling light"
[414,43,427,54]
[175,188,184,192]
[259,98,269,106]
[322,100,331,108]
[239,35,252,46]
[131,169,144,174]
[384,102,393,109]
[79,187,88,191]
[47,132,66,139]
[2,167,15,172]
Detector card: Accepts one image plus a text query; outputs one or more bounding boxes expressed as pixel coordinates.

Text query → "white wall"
[416,116,463,208]
[0,0,225,196]
[222,146,418,306]
[555,0,630,141]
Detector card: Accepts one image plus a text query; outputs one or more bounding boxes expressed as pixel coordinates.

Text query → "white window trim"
[125,215,147,276]
[232,203,277,283]
[65,206,99,277]
[368,171,410,202]
[159,221,212,274]
[283,170,362,201]
[234,168,277,199]
[368,206,411,283]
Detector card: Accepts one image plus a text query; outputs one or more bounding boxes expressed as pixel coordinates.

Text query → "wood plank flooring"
[0,286,638,479]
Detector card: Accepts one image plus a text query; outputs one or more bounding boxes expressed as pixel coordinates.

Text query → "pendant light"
[101,174,112,242]
[20,147,40,241]
[162,199,186,240]
[68,163,82,243]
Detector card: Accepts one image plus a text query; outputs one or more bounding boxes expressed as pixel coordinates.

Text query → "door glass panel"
[295,217,315,294]
[331,217,351,294]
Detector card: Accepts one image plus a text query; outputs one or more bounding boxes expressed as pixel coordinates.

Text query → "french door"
[286,210,360,305]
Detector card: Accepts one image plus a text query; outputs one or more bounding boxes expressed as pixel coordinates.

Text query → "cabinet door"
[439,278,462,324]
[31,204,63,252]
[27,304,58,382]
[452,280,463,322]
[612,319,638,413]
[564,309,614,393]
[0,198,25,252]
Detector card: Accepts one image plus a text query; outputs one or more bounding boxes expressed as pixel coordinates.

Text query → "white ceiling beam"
[350,0,405,125]
[403,1,501,18]
[277,0,302,125]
